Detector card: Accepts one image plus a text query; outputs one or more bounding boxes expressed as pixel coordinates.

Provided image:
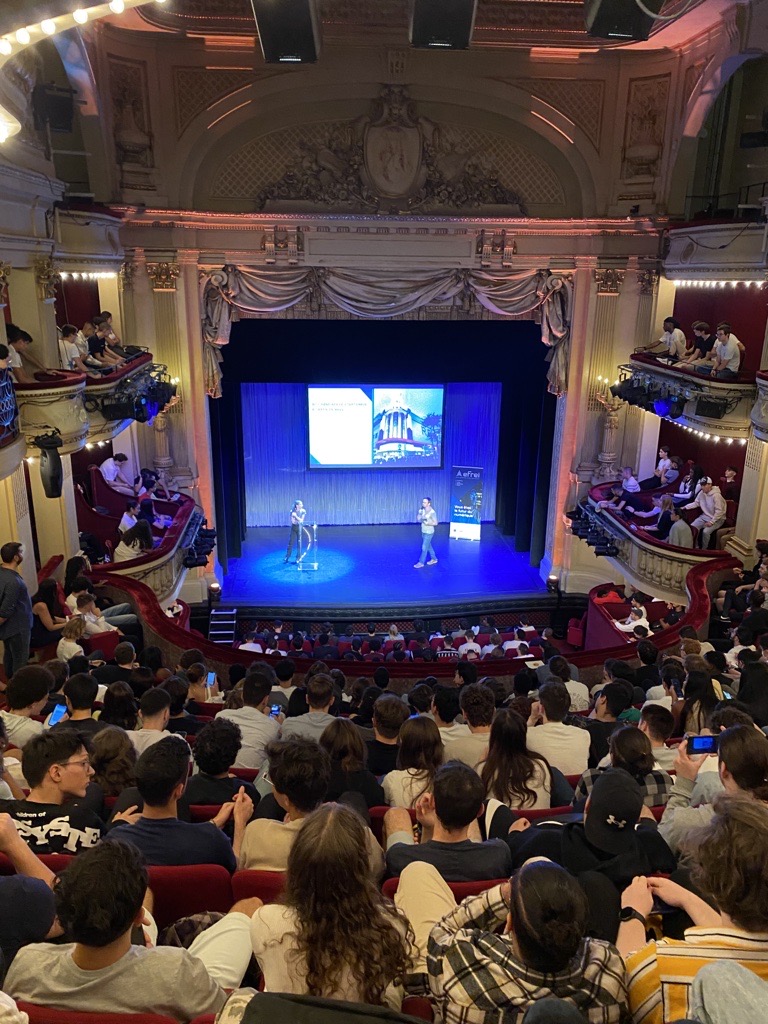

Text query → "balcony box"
[14,370,88,456]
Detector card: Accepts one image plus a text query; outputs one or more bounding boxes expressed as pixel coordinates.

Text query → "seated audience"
[382,716,443,807]
[5,840,255,1017]
[0,667,49,749]
[574,726,673,809]
[108,736,250,869]
[0,731,136,853]
[118,499,139,534]
[680,669,720,735]
[431,686,470,745]
[695,321,742,380]
[586,683,629,767]
[736,660,768,727]
[99,681,139,731]
[29,579,68,649]
[113,520,154,562]
[441,683,493,768]
[220,803,411,1019]
[270,657,297,711]
[0,811,60,971]
[621,795,768,1024]
[541,654,590,711]
[667,506,694,548]
[639,444,673,489]
[659,724,768,854]
[480,708,553,810]
[281,673,336,740]
[92,641,138,688]
[367,694,410,776]
[52,673,104,738]
[638,704,677,771]
[526,681,591,776]
[683,477,727,549]
[97,452,134,496]
[457,631,481,659]
[384,760,512,881]
[130,687,173,754]
[185,718,260,808]
[160,675,207,736]
[396,857,628,1021]
[616,607,651,634]
[217,672,280,769]
[56,616,88,661]
[319,718,385,807]
[240,736,383,875]
[90,725,137,798]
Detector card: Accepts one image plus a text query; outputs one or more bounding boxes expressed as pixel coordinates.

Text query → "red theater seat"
[369,805,416,844]
[189,804,221,822]
[231,767,260,782]
[145,864,234,929]
[518,805,573,821]
[17,1006,179,1024]
[231,869,286,904]
[401,998,434,1022]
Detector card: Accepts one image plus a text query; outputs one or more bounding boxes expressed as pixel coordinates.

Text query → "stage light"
[668,396,685,419]
[73,10,89,25]
[109,0,125,12]
[653,397,671,417]
[15,28,31,45]
[0,39,12,56]
[546,574,560,594]
[32,429,64,498]
[41,20,57,35]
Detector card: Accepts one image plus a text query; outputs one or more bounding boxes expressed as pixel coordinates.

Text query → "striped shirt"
[626,928,768,1024]
[427,883,628,1024]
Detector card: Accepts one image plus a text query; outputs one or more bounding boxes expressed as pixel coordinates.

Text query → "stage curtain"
[201,266,572,397]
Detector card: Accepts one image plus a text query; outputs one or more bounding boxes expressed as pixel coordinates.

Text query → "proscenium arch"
[174,76,599,217]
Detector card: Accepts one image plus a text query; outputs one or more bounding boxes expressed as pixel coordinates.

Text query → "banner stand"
[449,466,483,541]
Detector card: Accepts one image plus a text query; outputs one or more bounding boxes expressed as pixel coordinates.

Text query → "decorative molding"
[33,257,61,303]
[0,261,11,308]
[637,269,658,295]
[146,262,180,292]
[594,268,625,295]
[622,74,670,183]
[119,259,138,291]
[107,55,156,194]
[500,77,605,150]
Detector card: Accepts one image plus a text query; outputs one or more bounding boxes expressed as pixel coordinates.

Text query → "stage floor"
[221,524,547,617]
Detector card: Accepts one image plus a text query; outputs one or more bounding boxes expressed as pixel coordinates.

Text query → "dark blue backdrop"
[241,381,501,527]
[208,318,555,568]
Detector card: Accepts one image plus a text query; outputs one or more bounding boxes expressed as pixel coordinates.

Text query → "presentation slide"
[308,385,444,468]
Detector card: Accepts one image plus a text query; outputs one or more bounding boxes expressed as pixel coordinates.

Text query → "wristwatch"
[620,906,646,925]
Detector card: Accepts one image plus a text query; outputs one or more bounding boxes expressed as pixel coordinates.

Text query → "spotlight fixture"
[31,428,63,498]
[546,574,560,594]
[668,396,685,419]
[653,396,671,418]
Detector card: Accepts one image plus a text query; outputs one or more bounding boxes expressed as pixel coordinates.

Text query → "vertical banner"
[450,466,483,540]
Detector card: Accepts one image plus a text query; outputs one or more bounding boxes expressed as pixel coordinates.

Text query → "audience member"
[217,672,280,768]
[107,736,250,869]
[382,716,443,807]
[0,811,59,970]
[99,681,139,731]
[526,681,591,776]
[441,683,493,767]
[384,761,512,881]
[574,726,673,809]
[130,687,173,754]
[638,705,677,771]
[270,657,297,711]
[280,673,335,740]
[90,726,137,798]
[585,683,628,767]
[479,708,553,810]
[366,694,409,776]
[0,667,49,749]
[160,675,206,737]
[319,718,385,807]
[431,686,470,744]
[52,673,104,738]
[185,718,260,808]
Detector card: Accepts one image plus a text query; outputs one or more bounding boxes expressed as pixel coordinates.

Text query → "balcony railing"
[13,370,88,456]
[617,354,757,439]
[570,484,734,603]
[83,352,158,444]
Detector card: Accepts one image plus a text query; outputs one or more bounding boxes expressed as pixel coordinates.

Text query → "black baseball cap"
[584,769,644,855]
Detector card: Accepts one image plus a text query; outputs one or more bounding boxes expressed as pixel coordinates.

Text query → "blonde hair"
[62,617,87,641]
[388,624,400,639]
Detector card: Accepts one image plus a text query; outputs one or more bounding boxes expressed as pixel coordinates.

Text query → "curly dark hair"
[193,718,242,776]
[90,726,137,797]
[283,803,412,1003]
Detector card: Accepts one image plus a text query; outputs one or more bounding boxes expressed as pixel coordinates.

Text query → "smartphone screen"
[270,704,281,716]
[49,703,68,726]
[687,735,718,755]
[206,672,216,689]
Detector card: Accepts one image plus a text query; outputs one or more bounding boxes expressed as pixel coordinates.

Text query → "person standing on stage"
[415,497,438,569]
[285,500,306,563]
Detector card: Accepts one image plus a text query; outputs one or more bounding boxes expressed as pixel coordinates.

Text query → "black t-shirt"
[326,764,385,808]
[167,714,207,737]
[366,739,399,777]
[386,838,512,881]
[185,773,259,808]
[634,665,661,692]
[313,645,339,661]
[0,800,104,854]
[694,334,715,358]
[742,607,768,643]
[92,665,134,688]
[586,719,622,768]
[0,875,55,972]
[51,717,105,739]
[108,786,191,822]
[107,817,237,871]
[88,335,106,358]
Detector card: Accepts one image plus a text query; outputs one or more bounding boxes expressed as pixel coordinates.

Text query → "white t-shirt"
[623,476,641,493]
[6,346,22,381]
[118,513,137,534]
[56,637,84,661]
[661,328,687,360]
[565,680,590,712]
[382,768,432,808]
[99,458,123,483]
[58,338,80,370]
[526,721,590,776]
[458,641,481,658]
[716,335,741,373]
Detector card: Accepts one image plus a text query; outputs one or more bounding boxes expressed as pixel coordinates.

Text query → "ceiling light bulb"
[15,28,31,44]
[0,39,11,55]
[41,19,56,34]
[73,10,89,25]
[109,0,125,12]
[0,125,8,144]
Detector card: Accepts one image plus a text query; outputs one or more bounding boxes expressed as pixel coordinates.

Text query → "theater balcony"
[82,353,165,444]
[615,354,756,441]
[750,372,768,442]
[13,370,88,456]
[77,467,201,602]
[569,485,735,604]
[0,371,24,481]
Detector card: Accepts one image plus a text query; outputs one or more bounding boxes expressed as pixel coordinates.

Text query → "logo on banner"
[450,465,483,541]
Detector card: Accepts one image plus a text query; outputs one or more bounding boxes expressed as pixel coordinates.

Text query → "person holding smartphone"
[284,500,306,564]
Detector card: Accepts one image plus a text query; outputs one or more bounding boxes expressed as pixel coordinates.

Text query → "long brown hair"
[396,716,443,799]
[319,717,367,773]
[283,803,412,1003]
[480,708,551,808]
[90,726,137,797]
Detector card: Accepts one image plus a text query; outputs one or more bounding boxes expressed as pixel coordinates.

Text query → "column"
[727,434,768,560]
[27,453,79,565]
[0,466,36,593]
[574,267,626,483]
[621,267,660,476]
[6,263,60,370]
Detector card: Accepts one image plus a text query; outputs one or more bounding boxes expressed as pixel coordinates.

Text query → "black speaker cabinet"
[250,0,321,63]
[584,0,664,42]
[409,0,478,49]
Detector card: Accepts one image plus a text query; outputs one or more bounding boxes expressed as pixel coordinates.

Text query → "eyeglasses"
[57,758,92,771]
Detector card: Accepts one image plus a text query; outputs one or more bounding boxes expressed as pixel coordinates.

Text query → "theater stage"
[221,524,548,618]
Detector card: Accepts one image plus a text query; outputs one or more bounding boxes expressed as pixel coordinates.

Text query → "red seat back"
[231,766,260,782]
[146,864,234,929]
[401,997,434,1022]
[369,805,415,844]
[82,631,121,661]
[189,804,221,823]
[231,869,286,904]
[518,805,573,822]
[18,1005,179,1024]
